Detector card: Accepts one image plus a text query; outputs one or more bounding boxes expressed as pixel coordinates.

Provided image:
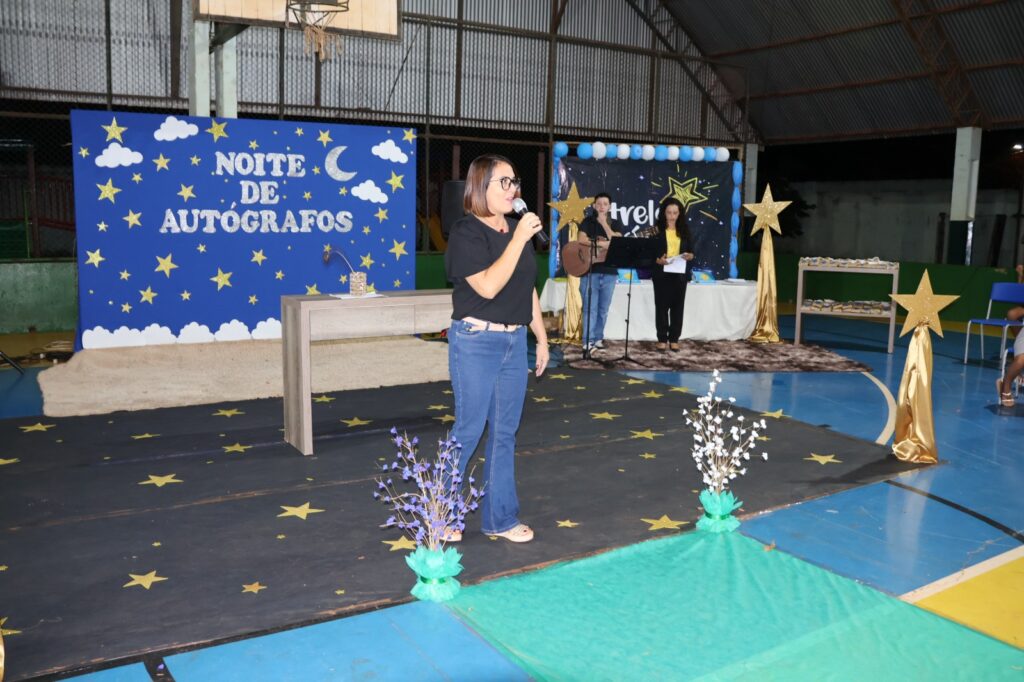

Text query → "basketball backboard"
[193,0,399,40]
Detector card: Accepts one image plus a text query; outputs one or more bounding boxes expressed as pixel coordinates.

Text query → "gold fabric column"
[743,185,790,344]
[562,222,583,344]
[1,631,5,682]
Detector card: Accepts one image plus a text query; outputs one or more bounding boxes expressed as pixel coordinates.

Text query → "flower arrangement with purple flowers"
[685,370,768,532]
[374,428,484,551]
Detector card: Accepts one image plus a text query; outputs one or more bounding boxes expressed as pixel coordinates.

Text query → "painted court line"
[860,370,895,445]
[901,545,1024,603]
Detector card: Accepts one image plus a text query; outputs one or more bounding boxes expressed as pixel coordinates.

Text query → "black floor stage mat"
[0,370,924,680]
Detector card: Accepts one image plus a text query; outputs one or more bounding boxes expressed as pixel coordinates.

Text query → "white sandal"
[489,523,534,543]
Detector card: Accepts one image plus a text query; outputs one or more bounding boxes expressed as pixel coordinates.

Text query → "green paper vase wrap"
[697,489,742,533]
[405,545,464,602]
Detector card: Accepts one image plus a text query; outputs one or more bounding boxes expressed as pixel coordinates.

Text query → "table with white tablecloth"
[539,278,757,341]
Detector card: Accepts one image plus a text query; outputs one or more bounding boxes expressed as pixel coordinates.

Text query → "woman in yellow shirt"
[652,198,695,351]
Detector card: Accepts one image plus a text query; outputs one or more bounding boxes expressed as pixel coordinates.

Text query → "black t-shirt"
[579,214,624,275]
[445,214,537,325]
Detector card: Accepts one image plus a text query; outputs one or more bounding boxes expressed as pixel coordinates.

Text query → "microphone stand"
[582,227,598,361]
[608,265,642,366]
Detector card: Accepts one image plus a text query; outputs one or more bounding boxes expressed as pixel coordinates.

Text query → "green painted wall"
[0,259,78,332]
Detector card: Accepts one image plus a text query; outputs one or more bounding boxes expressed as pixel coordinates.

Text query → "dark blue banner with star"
[70,110,416,349]
[551,158,739,279]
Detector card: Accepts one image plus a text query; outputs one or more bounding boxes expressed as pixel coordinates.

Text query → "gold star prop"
[242,582,267,594]
[641,515,688,531]
[556,520,580,528]
[313,395,336,403]
[890,270,958,338]
[383,537,417,551]
[1,616,22,636]
[124,209,142,229]
[665,176,709,211]
[251,249,267,266]
[305,284,320,295]
[547,182,593,232]
[177,184,195,201]
[102,116,127,142]
[213,408,244,418]
[210,268,232,290]
[152,153,170,171]
[155,254,177,277]
[340,416,372,427]
[386,171,405,192]
[744,185,791,344]
[131,432,159,440]
[123,570,167,590]
[278,502,325,520]
[85,249,105,268]
[402,129,416,142]
[590,412,621,420]
[317,130,332,146]
[206,119,228,142]
[96,178,121,203]
[139,474,183,487]
[222,442,252,454]
[630,429,663,440]
[805,453,842,465]
[760,409,784,419]
[139,286,157,304]
[19,423,55,433]
[388,240,408,260]
[744,185,790,237]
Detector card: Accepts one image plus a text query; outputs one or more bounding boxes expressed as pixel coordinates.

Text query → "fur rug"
[560,339,870,372]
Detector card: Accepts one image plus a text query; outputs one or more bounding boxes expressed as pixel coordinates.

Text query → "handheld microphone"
[511,198,549,244]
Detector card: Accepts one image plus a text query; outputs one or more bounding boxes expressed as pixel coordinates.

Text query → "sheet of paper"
[664,256,688,274]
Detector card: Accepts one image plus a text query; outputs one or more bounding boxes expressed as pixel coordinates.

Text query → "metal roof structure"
[664,0,1024,144]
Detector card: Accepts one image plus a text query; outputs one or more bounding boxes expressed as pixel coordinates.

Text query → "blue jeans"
[447,320,528,534]
[580,272,618,346]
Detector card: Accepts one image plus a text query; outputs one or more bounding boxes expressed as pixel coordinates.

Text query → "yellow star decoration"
[0,565,8,570]
[0,458,20,465]
[760,409,785,419]
[305,284,321,295]
[139,474,183,487]
[890,270,958,337]
[590,411,621,420]
[78,146,89,158]
[630,429,664,440]
[153,153,170,171]
[295,127,304,136]
[665,176,709,211]
[276,534,287,540]
[393,279,402,287]
[98,221,108,231]
[177,184,196,201]
[621,378,646,385]
[96,178,121,203]
[642,390,664,399]
[669,386,692,393]
[0,616,21,636]
[248,140,259,150]
[639,452,657,459]
[121,302,132,313]
[426,404,448,410]
[211,268,233,290]
[275,270,285,280]
[85,249,105,268]
[335,588,346,595]
[251,249,267,266]
[303,191,312,200]
[338,274,348,284]
[312,166,321,175]
[278,502,325,520]
[317,130,333,147]
[131,432,159,439]
[805,453,843,465]
[19,423,56,433]
[548,373,571,380]
[248,295,258,305]
[213,408,244,417]
[641,515,689,531]
[367,283,377,294]
[223,442,252,454]
[375,208,389,223]
[131,172,142,184]
[242,581,267,594]
[139,286,157,304]
[744,184,791,237]
[197,244,207,253]
[190,155,201,166]
[434,414,456,424]
[556,520,580,528]
[155,253,178,277]
[123,570,168,590]
[180,291,191,301]
[206,119,228,142]
[388,240,408,260]
[532,396,553,403]
[402,128,416,142]
[152,542,161,547]
[119,269,131,281]
[386,171,405,192]
[102,116,127,142]
[361,253,375,268]
[340,187,349,196]
[547,182,594,231]
[362,226,371,235]
[383,537,417,551]
[341,416,372,427]
[124,209,142,229]
[313,395,336,403]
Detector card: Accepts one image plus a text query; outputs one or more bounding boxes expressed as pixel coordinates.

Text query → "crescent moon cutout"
[325,146,357,182]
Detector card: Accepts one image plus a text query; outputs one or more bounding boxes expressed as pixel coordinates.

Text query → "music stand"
[602,237,661,364]
[0,349,24,374]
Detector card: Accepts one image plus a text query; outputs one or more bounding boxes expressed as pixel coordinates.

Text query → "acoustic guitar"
[562,226,660,277]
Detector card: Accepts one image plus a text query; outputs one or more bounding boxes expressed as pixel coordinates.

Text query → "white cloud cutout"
[177,322,216,343]
[352,179,388,204]
[95,142,143,168]
[371,139,408,164]
[82,326,146,349]
[214,319,252,342]
[154,115,199,141]
[141,323,177,345]
[252,318,282,340]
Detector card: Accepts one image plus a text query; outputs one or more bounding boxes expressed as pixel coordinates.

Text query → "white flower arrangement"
[685,370,768,495]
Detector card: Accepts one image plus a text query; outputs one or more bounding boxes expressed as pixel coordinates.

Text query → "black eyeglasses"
[489,176,522,191]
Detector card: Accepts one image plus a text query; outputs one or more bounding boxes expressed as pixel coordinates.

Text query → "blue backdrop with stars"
[70,110,416,349]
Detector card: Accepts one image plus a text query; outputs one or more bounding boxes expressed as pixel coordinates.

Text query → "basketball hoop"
[286,1,349,61]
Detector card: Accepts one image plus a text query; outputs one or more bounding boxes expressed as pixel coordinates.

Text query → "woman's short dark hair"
[463,154,515,217]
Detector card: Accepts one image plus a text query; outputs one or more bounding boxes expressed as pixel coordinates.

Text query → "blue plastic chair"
[962,282,1024,366]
